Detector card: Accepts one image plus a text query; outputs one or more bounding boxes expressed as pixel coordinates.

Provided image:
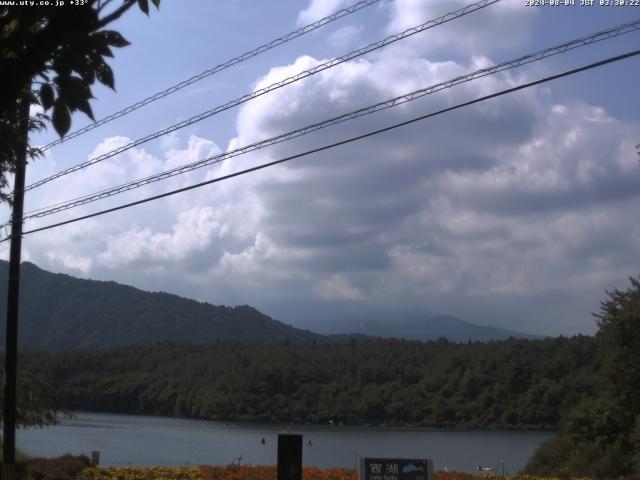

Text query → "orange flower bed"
[79,465,358,480]
[199,466,357,480]
[78,465,593,480]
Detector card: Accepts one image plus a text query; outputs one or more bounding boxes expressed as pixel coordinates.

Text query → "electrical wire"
[5,48,637,243]
[20,18,640,221]
[38,0,383,152]
[25,0,500,193]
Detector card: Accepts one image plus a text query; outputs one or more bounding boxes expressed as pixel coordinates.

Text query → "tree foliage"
[0,0,159,202]
[0,368,68,428]
[0,0,159,429]
[525,277,640,479]
[20,335,598,430]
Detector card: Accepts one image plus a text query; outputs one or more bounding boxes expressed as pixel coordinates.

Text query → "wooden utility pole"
[2,94,30,480]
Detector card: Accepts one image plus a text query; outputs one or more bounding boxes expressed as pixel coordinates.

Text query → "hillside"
[0,261,321,350]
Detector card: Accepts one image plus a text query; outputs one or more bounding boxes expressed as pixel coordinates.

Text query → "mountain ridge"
[305,314,542,341]
[0,261,323,350]
[0,260,539,350]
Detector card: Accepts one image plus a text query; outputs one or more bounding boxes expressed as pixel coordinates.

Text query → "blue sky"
[3,0,640,336]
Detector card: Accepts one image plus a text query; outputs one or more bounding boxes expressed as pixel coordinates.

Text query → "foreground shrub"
[26,454,91,480]
[82,466,357,480]
[199,465,271,480]
[74,465,603,480]
[522,437,574,477]
[79,466,201,480]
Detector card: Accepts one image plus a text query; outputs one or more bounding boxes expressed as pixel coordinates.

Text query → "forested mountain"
[0,261,321,350]
[20,336,598,429]
[0,261,538,351]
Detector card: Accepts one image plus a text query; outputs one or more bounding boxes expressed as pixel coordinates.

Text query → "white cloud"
[214,24,637,333]
[437,101,638,210]
[385,0,538,56]
[46,252,93,275]
[97,206,223,266]
[297,0,352,26]
[313,274,365,301]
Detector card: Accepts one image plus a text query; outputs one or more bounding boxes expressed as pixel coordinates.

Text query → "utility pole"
[2,94,30,480]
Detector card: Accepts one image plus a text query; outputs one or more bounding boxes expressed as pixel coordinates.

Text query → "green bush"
[25,454,91,480]
[522,436,573,477]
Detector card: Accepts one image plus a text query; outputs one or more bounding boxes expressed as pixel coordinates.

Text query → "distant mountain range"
[304,316,541,342]
[0,261,538,351]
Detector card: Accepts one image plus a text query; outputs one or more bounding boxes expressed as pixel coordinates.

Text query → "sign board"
[359,458,434,480]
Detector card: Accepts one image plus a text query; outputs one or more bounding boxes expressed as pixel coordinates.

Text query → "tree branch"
[97,0,137,28]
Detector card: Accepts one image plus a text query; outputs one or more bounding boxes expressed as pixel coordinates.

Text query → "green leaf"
[75,97,95,121]
[56,75,92,111]
[99,30,130,48]
[59,77,95,121]
[96,62,114,90]
[151,0,160,8]
[52,100,71,137]
[138,0,149,15]
[39,84,54,110]
[77,59,97,84]
[89,36,114,58]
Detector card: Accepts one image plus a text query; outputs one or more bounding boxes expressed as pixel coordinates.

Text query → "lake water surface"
[17,412,554,473]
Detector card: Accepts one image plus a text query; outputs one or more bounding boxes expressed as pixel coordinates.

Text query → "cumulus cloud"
[216,8,637,333]
[6,134,228,272]
[385,0,538,56]
[98,206,224,266]
[438,102,639,215]
[3,0,637,337]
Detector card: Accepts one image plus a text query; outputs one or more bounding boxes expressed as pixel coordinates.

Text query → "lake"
[17,412,554,473]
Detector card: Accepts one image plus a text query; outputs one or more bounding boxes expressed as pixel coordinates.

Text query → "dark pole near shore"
[2,95,30,479]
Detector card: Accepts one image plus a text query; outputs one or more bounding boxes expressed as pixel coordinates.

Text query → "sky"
[2,0,639,336]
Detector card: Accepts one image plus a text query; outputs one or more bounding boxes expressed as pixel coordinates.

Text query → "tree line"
[19,335,598,430]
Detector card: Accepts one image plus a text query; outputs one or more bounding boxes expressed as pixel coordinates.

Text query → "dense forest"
[20,336,598,430]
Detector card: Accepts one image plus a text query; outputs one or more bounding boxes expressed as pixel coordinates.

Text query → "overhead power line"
[25,0,500,193]
[6,48,638,243]
[38,0,383,152]
[21,18,640,221]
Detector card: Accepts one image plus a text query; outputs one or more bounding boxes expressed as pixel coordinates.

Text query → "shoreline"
[18,411,553,471]
[59,410,558,434]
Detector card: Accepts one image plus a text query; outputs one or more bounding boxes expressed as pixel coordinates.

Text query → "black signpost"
[359,458,434,480]
[277,434,302,480]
